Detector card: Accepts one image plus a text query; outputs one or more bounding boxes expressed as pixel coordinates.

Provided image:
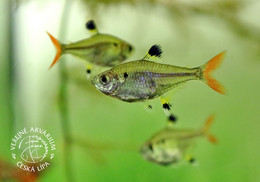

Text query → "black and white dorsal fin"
[86,20,98,35]
[142,44,163,60]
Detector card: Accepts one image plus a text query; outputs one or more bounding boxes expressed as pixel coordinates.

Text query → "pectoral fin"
[143,102,153,113]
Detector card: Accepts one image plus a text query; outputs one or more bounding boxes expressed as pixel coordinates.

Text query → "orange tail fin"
[46,32,63,69]
[201,51,226,95]
[203,114,218,144]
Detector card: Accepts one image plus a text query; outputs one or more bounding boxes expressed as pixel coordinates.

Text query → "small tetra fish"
[91,45,225,119]
[47,20,134,73]
[140,115,217,166]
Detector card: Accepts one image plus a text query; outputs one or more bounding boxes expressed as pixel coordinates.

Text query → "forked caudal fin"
[46,32,63,69]
[202,114,217,144]
[201,51,226,95]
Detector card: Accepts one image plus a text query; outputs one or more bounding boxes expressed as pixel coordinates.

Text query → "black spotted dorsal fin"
[142,44,163,60]
[86,20,98,35]
[165,114,177,128]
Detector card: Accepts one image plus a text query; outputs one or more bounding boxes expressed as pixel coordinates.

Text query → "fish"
[47,20,134,74]
[91,45,226,120]
[140,115,217,166]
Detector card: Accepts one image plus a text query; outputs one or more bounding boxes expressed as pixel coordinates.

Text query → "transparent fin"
[86,64,93,80]
[143,102,153,113]
[185,155,199,166]
[160,96,177,123]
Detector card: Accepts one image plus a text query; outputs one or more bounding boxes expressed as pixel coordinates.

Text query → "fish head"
[91,70,119,95]
[106,39,134,65]
[140,134,182,166]
[119,41,134,60]
[140,142,158,162]
[95,34,134,66]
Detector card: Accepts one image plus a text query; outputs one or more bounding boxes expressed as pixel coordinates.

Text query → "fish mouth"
[139,146,149,157]
[90,79,111,95]
[90,79,105,94]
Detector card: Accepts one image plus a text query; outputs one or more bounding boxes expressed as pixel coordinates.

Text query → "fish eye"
[129,45,133,52]
[113,43,118,47]
[99,75,110,85]
[148,144,153,151]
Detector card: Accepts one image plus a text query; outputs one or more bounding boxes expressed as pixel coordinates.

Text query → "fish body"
[47,20,133,69]
[91,51,225,102]
[140,115,217,166]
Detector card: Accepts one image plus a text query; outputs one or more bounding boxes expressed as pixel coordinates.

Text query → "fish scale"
[109,60,200,101]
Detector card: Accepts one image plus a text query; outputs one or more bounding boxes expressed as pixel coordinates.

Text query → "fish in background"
[140,115,217,166]
[47,20,134,78]
[91,44,226,120]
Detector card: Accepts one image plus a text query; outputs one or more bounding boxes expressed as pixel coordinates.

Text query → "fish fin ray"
[142,44,163,61]
[143,102,153,113]
[86,64,93,80]
[47,32,63,69]
[201,51,226,95]
[86,20,99,35]
[203,114,218,144]
[185,155,197,165]
[160,96,177,123]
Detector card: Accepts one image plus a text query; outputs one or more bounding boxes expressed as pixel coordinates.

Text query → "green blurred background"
[1,0,260,181]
